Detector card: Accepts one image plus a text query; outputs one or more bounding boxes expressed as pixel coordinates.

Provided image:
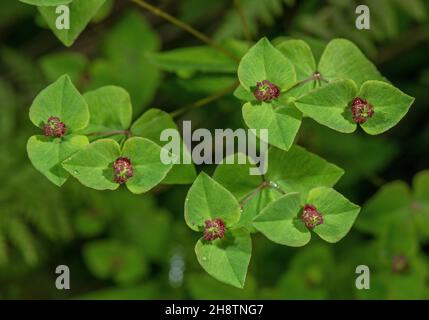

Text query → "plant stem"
[131,0,240,62]
[282,71,330,96]
[171,80,239,118]
[87,130,132,137]
[240,181,269,209]
[234,0,252,42]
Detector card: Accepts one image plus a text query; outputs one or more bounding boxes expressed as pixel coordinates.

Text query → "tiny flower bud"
[301,204,323,229]
[391,255,409,274]
[351,97,374,124]
[113,157,134,184]
[203,218,226,241]
[253,80,281,101]
[43,116,67,137]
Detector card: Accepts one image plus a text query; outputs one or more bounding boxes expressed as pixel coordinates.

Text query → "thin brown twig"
[171,81,240,118]
[131,0,240,62]
[240,181,269,209]
[234,0,252,42]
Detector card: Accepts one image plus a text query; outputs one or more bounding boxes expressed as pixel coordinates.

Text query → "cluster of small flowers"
[301,204,323,229]
[43,116,67,137]
[253,80,281,101]
[351,97,374,124]
[203,218,226,241]
[113,157,134,184]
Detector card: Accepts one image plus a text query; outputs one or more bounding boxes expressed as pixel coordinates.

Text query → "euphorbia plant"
[23,1,415,289]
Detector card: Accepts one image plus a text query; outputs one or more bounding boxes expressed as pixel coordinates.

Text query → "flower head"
[301,204,323,229]
[203,218,226,241]
[391,254,409,274]
[253,80,281,101]
[43,116,67,137]
[351,97,374,124]
[113,157,134,184]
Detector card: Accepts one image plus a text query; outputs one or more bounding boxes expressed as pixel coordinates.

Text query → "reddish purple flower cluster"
[253,80,281,101]
[301,204,323,229]
[351,97,374,124]
[43,116,67,137]
[391,255,409,273]
[203,218,226,241]
[113,157,134,184]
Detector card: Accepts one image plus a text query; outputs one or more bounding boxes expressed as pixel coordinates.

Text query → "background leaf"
[39,52,88,83]
[148,46,238,74]
[88,11,160,116]
[195,228,251,288]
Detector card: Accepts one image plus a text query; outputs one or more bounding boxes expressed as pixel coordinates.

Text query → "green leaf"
[195,228,251,288]
[88,11,160,115]
[29,74,89,132]
[131,108,196,184]
[278,244,333,299]
[413,170,429,202]
[20,0,72,5]
[81,85,132,135]
[293,79,358,133]
[62,139,121,190]
[356,181,411,235]
[411,170,429,240]
[253,193,311,247]
[38,0,106,47]
[121,137,174,194]
[238,37,296,92]
[185,172,241,231]
[187,273,256,299]
[39,52,88,83]
[318,38,385,87]
[148,46,238,74]
[213,154,267,231]
[276,39,316,97]
[358,80,415,135]
[27,134,89,186]
[266,145,344,201]
[213,154,262,200]
[242,101,302,151]
[234,84,254,101]
[306,187,360,243]
[83,239,147,285]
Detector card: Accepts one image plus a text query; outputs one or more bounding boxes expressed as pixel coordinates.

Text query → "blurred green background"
[1,0,429,299]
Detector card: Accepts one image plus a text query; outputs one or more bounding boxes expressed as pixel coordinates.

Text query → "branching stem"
[131,0,240,62]
[240,181,269,209]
